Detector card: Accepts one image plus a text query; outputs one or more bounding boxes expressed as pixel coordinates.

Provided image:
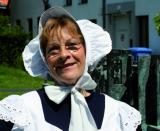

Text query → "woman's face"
[45,28,86,85]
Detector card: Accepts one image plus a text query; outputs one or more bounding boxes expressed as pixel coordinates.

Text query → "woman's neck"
[79,89,91,97]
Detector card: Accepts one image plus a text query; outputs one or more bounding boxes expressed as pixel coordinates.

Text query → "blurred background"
[0,0,160,130]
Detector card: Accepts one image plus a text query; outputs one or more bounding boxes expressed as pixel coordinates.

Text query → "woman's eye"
[67,43,79,50]
[47,46,60,55]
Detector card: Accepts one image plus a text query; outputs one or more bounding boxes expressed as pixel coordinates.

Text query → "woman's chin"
[55,73,81,85]
[55,76,79,86]
[62,79,78,86]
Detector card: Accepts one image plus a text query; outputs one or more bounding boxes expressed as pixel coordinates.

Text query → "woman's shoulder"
[0,91,38,129]
[103,94,141,130]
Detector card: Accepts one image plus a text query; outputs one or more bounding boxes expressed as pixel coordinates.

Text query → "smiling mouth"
[57,63,76,69]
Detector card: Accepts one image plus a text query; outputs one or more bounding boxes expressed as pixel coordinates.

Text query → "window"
[90,19,97,24]
[16,20,21,26]
[137,16,149,47]
[65,0,72,6]
[37,16,40,33]
[79,0,88,4]
[28,18,33,40]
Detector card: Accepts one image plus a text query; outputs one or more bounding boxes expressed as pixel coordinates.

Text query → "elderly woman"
[0,6,141,131]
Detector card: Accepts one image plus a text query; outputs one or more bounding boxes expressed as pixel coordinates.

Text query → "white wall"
[148,0,160,54]
[136,0,160,54]
[10,0,103,37]
[106,0,160,54]
[107,0,134,4]
[10,0,44,36]
[10,0,160,54]
[135,0,148,15]
[50,0,103,26]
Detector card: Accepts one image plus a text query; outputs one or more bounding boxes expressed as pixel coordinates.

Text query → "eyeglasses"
[46,40,83,58]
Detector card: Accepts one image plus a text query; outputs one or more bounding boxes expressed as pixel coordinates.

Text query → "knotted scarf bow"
[44,72,98,131]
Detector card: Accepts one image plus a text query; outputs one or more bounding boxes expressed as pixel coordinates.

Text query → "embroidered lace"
[0,95,31,128]
[119,102,141,130]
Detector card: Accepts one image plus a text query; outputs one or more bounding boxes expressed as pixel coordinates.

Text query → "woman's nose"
[60,46,71,57]
[57,47,71,63]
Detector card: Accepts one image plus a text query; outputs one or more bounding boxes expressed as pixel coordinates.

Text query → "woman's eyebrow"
[47,38,80,47]
[47,40,59,45]
[65,38,80,43]
[46,44,59,53]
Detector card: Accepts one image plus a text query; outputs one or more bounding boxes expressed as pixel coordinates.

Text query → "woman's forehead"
[48,27,80,41]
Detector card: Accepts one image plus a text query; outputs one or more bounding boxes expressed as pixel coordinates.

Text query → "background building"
[3,0,160,130]
[106,0,160,54]
[0,0,9,15]
[9,0,160,54]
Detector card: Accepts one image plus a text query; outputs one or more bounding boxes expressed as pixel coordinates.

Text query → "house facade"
[0,0,10,15]
[107,0,160,54]
[9,0,104,38]
[9,0,160,54]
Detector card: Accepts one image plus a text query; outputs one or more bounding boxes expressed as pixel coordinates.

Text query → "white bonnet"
[22,6,112,79]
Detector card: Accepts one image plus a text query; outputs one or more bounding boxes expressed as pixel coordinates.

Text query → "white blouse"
[0,91,141,131]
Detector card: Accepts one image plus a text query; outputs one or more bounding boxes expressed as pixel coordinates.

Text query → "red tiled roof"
[0,0,9,6]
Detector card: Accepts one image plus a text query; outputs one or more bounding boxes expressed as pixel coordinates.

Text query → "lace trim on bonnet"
[0,95,31,128]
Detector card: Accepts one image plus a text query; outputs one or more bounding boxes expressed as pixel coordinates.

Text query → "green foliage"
[0,15,9,26]
[0,14,29,67]
[154,13,160,36]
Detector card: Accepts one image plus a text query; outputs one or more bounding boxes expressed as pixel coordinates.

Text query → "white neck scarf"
[44,72,98,131]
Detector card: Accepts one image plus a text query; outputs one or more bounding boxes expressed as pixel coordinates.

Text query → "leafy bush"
[0,15,29,68]
[154,13,160,35]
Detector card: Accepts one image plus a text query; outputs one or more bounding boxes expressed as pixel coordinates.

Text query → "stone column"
[156,57,160,126]
[138,56,151,131]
